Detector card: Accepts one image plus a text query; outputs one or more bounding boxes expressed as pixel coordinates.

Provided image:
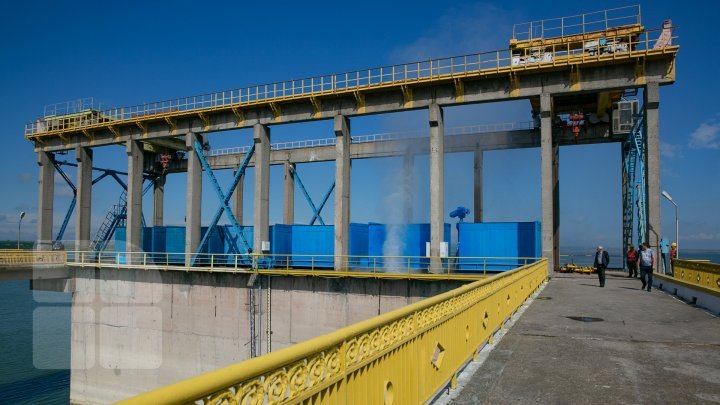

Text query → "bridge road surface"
[450,272,720,404]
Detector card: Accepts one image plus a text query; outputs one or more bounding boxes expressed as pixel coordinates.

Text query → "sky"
[0,0,718,251]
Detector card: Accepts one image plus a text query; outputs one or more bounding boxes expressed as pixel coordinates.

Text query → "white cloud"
[660,141,682,158]
[684,232,720,241]
[689,120,720,149]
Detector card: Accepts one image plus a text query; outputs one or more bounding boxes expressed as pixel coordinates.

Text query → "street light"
[661,190,678,258]
[18,211,26,250]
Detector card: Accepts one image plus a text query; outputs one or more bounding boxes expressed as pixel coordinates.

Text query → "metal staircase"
[622,112,647,258]
[89,181,153,252]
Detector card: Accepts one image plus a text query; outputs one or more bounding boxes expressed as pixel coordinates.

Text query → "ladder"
[89,191,127,252]
[621,113,647,258]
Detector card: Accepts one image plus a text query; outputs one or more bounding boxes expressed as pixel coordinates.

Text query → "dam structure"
[15,5,697,404]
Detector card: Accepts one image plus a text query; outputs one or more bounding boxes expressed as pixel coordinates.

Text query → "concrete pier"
[645,82,662,250]
[540,93,558,275]
[153,174,165,227]
[36,152,55,248]
[126,141,144,258]
[429,104,444,273]
[253,124,271,252]
[185,133,203,263]
[334,115,350,270]
[473,149,483,223]
[75,147,93,251]
[232,165,244,225]
[283,161,295,224]
[68,268,466,404]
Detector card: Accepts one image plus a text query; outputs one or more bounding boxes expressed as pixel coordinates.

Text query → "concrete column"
[74,147,93,251]
[429,104,444,273]
[540,93,557,276]
[232,166,244,225]
[153,174,165,227]
[37,151,55,249]
[403,154,413,223]
[552,142,560,271]
[185,133,203,264]
[473,149,483,223]
[253,124,271,252]
[283,161,295,224]
[334,115,350,270]
[126,140,144,259]
[645,82,662,256]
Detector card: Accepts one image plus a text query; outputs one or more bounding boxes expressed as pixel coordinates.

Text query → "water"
[560,247,720,268]
[0,281,70,404]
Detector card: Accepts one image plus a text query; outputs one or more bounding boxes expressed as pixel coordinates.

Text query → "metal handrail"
[205,121,535,157]
[512,5,642,41]
[25,26,677,138]
[117,259,547,404]
[0,250,67,266]
[66,250,541,277]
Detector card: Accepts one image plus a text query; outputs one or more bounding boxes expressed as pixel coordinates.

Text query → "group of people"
[593,242,677,290]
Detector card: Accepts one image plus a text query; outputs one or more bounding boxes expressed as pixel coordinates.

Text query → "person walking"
[626,244,638,278]
[638,243,656,291]
[594,245,610,287]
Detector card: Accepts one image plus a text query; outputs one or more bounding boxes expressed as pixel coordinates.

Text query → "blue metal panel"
[291,225,334,267]
[367,223,450,270]
[348,223,369,268]
[457,222,541,271]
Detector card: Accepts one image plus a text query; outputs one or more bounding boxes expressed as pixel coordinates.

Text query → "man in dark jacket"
[594,245,610,287]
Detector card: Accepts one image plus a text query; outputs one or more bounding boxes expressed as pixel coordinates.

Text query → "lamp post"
[661,191,678,258]
[18,211,26,250]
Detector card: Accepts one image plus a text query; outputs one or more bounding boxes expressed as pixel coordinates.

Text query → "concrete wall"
[68,268,466,404]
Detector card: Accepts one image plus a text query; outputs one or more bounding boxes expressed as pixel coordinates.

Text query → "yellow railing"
[66,250,541,280]
[669,259,720,293]
[0,250,66,266]
[119,259,547,405]
[25,25,677,140]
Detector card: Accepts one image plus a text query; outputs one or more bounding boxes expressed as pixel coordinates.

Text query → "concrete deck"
[450,272,720,404]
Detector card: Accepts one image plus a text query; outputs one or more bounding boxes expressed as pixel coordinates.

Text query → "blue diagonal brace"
[191,140,254,265]
[51,158,77,242]
[290,166,334,225]
[310,182,335,225]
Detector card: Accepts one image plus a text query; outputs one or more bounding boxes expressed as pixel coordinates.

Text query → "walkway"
[450,271,720,404]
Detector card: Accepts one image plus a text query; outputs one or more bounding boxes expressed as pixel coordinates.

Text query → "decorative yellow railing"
[669,259,720,293]
[118,259,547,404]
[25,24,677,141]
[0,250,66,266]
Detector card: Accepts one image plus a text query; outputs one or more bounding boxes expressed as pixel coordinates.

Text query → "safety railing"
[0,250,67,266]
[512,5,641,42]
[66,251,541,279]
[25,25,677,138]
[667,259,720,294]
[118,259,547,405]
[206,121,536,157]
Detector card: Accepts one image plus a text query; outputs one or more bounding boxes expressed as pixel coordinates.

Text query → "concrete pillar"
[232,165,244,225]
[253,124,271,252]
[552,142,560,271]
[473,149,483,223]
[74,147,93,251]
[429,104,444,273]
[126,140,144,259]
[645,82,662,255]
[153,174,165,227]
[540,93,557,276]
[283,161,295,225]
[403,154,413,223]
[334,115,350,270]
[185,133,203,264]
[37,151,55,249]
